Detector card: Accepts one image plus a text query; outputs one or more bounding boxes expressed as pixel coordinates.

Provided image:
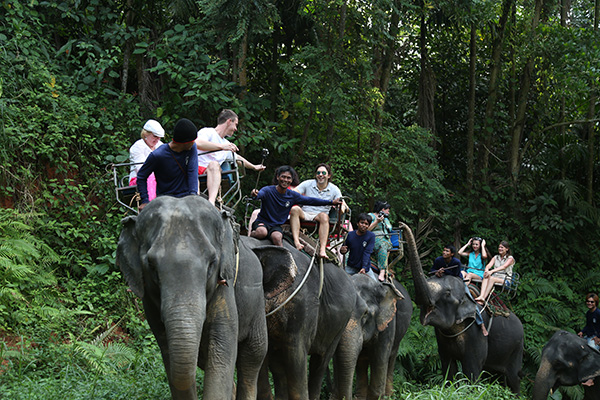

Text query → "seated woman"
[128,119,164,201]
[368,201,393,282]
[474,240,515,304]
[577,293,600,351]
[458,237,488,285]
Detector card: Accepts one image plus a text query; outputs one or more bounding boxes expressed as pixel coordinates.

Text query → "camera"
[378,211,387,219]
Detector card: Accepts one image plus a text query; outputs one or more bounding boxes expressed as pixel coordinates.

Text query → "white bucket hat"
[143,119,165,137]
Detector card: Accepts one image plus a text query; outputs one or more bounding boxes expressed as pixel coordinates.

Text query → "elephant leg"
[308,343,340,400]
[355,355,369,400]
[332,329,362,400]
[257,357,274,400]
[366,343,393,400]
[268,350,291,400]
[385,350,397,396]
[280,346,310,400]
[236,337,267,400]
[202,291,239,399]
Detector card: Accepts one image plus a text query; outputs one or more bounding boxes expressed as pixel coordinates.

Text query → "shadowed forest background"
[1,0,600,398]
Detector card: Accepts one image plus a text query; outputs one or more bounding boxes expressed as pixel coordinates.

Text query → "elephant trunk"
[399,223,433,308]
[163,302,205,393]
[532,357,556,400]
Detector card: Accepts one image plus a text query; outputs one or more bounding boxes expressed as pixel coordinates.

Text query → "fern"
[74,319,136,374]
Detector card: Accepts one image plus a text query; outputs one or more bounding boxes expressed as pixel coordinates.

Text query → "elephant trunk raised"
[399,222,434,308]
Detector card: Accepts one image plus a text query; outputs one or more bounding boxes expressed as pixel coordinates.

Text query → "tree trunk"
[417,14,436,139]
[368,1,401,206]
[237,30,249,99]
[508,0,543,188]
[481,0,514,182]
[586,0,599,204]
[466,23,477,191]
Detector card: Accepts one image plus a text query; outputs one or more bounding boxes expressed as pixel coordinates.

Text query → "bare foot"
[295,242,305,251]
[378,271,386,282]
[481,324,488,336]
[319,251,329,259]
[583,379,594,387]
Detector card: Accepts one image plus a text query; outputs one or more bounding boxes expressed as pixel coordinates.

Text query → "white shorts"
[302,210,320,221]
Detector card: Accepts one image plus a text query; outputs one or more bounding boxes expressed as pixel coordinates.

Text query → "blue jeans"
[345,265,377,281]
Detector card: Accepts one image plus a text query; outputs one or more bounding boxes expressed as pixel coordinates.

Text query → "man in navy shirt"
[430,244,463,278]
[137,118,199,211]
[250,165,342,247]
[340,213,377,281]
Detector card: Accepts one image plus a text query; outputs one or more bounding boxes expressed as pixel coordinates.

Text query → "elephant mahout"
[246,238,357,400]
[533,330,600,400]
[401,222,523,394]
[117,196,295,400]
[331,274,412,400]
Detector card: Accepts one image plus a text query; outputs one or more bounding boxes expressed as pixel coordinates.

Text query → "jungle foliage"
[1,0,599,398]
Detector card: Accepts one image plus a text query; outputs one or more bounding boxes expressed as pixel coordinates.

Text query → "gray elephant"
[401,222,523,394]
[117,196,295,400]
[332,275,412,400]
[533,330,600,400]
[247,239,357,400]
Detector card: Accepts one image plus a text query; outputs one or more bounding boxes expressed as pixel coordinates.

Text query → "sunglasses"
[316,171,328,175]
[587,300,595,304]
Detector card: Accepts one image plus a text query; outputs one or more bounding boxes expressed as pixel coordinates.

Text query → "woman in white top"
[128,119,164,201]
[474,240,515,304]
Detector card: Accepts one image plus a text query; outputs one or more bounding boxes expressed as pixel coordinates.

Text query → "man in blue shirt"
[340,213,377,281]
[137,118,199,211]
[250,165,342,247]
[430,244,463,278]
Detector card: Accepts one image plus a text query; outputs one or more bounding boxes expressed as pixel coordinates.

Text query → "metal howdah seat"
[111,151,246,214]
[110,161,142,214]
[498,271,520,300]
[198,156,244,209]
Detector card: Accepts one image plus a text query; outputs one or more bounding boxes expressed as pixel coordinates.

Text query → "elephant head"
[533,330,600,400]
[400,222,477,330]
[116,196,239,398]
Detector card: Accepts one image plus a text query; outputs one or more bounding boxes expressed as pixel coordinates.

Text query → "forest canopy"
[1,0,600,396]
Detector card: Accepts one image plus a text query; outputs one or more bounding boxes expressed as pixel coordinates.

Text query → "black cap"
[173,118,198,143]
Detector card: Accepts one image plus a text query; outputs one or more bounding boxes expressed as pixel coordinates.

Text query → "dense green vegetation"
[1,0,599,398]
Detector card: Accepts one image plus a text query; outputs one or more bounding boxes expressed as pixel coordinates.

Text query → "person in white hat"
[128,119,165,201]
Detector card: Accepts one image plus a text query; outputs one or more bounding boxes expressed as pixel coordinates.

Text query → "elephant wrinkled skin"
[117,196,295,400]
[401,222,523,394]
[533,330,600,400]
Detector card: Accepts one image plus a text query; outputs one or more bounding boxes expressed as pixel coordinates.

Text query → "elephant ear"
[376,282,399,332]
[116,216,144,298]
[252,245,298,299]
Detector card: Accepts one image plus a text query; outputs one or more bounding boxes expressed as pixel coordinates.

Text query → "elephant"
[116,196,296,400]
[533,330,600,400]
[331,274,413,400]
[246,238,358,400]
[401,222,523,394]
